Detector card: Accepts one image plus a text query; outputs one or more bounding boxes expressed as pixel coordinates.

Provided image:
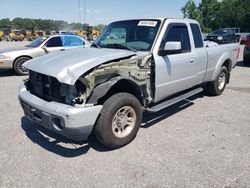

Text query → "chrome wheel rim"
[112,106,136,138]
[218,72,226,90]
[17,59,28,73]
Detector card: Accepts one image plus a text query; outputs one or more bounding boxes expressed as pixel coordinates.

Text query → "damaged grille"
[27,71,63,103]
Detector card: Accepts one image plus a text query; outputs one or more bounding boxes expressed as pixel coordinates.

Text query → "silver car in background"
[0,35,88,75]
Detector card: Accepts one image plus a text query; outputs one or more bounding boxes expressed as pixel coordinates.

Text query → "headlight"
[217,36,223,40]
[0,55,5,59]
[60,81,86,106]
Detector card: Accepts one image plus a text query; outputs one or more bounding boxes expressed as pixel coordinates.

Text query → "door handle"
[190,57,196,63]
[60,49,65,51]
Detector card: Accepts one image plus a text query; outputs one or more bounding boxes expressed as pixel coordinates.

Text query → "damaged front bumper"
[18,81,102,141]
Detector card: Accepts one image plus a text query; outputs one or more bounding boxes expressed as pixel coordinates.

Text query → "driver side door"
[153,22,205,102]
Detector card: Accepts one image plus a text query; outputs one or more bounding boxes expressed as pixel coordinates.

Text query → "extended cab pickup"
[18,18,240,148]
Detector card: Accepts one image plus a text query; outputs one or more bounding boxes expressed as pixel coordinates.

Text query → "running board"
[146,87,203,113]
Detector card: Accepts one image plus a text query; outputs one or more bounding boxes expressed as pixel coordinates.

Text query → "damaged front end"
[25,53,154,108]
[25,71,87,106]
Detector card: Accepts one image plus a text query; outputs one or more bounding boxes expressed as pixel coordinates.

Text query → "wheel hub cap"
[218,72,226,90]
[112,106,136,138]
[18,59,28,73]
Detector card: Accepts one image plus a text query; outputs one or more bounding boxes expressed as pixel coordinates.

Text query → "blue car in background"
[0,34,89,75]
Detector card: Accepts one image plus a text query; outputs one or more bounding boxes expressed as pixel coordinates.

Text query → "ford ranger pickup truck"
[18,18,240,149]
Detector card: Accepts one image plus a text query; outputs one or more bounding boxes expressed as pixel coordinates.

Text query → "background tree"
[182,0,250,32]
[0,18,11,28]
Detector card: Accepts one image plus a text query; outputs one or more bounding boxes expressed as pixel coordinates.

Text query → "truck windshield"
[94,20,161,51]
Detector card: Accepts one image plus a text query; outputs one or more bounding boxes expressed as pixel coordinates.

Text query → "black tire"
[243,55,250,64]
[92,35,98,41]
[207,66,228,96]
[94,93,142,149]
[13,57,31,75]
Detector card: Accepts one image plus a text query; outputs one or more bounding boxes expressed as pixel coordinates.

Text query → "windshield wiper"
[112,43,137,52]
[91,42,101,48]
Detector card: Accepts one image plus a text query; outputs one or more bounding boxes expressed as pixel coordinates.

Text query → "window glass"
[162,24,191,53]
[95,20,161,51]
[190,24,203,48]
[46,37,62,47]
[100,28,127,45]
[63,36,84,46]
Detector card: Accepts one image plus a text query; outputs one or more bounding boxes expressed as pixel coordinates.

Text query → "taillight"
[240,35,249,47]
[246,36,249,48]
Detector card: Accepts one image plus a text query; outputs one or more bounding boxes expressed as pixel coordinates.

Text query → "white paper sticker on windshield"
[138,21,157,27]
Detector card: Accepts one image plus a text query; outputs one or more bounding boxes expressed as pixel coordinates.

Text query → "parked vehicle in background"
[240,34,250,64]
[6,30,25,41]
[19,18,240,149]
[206,28,241,44]
[0,31,4,41]
[0,35,88,75]
[76,26,101,41]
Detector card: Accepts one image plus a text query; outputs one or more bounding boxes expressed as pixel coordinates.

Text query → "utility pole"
[83,0,87,38]
[84,0,86,25]
[78,0,82,24]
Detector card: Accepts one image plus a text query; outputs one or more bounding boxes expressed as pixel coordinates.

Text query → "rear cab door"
[152,19,207,102]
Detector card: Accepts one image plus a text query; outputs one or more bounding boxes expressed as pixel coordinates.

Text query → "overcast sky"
[0,0,201,25]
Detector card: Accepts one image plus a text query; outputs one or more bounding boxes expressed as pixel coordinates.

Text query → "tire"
[207,66,228,96]
[13,57,31,75]
[94,93,142,149]
[92,35,98,41]
[243,54,250,64]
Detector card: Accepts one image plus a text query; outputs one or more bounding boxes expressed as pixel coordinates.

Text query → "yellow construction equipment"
[76,27,101,41]
[8,30,25,41]
[0,31,4,41]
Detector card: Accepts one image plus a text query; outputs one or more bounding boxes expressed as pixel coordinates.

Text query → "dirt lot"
[0,41,250,188]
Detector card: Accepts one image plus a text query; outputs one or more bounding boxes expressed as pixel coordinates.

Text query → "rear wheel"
[94,93,142,149]
[92,35,98,41]
[207,66,228,96]
[13,57,31,75]
[243,54,250,64]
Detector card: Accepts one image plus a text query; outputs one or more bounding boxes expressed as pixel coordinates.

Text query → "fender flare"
[87,76,142,104]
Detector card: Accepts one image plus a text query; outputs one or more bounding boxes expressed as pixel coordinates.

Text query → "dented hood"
[24,48,136,85]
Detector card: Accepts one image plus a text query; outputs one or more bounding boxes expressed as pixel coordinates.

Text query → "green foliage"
[0,18,11,29]
[182,0,250,32]
[0,18,106,32]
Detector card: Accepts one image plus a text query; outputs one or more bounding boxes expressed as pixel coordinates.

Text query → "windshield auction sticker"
[138,21,157,27]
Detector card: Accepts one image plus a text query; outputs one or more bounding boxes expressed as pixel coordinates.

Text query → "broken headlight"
[60,80,86,106]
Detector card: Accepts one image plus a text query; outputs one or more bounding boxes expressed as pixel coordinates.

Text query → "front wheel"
[94,93,142,149]
[13,57,31,75]
[207,66,228,96]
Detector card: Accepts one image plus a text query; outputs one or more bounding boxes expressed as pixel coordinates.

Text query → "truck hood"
[24,48,136,85]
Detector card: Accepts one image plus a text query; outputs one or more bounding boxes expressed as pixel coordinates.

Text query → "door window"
[190,23,203,48]
[62,36,84,47]
[46,37,62,47]
[161,24,191,54]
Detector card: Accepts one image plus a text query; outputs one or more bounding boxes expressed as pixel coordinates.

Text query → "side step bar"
[146,87,203,113]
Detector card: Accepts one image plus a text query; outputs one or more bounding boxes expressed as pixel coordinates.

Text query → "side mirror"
[158,41,182,56]
[42,46,49,54]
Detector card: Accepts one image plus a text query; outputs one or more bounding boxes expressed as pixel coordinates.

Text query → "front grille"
[28,71,63,103]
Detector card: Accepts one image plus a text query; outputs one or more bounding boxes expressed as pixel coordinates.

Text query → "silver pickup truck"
[18,18,240,148]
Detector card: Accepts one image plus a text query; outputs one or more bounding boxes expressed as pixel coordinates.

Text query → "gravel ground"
[0,41,249,188]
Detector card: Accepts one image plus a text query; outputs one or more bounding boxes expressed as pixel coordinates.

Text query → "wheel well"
[222,59,232,72]
[97,79,143,105]
[13,56,32,69]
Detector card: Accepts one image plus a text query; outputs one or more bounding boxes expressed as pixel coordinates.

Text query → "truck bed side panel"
[204,43,239,82]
